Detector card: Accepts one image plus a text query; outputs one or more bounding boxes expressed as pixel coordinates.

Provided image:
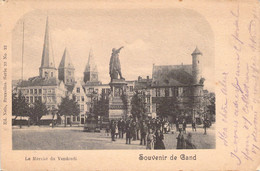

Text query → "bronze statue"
[109,46,124,81]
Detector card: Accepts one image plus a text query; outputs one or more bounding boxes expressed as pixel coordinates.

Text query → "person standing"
[176,118,179,132]
[185,133,196,149]
[110,120,116,141]
[121,119,125,139]
[176,129,185,149]
[183,119,187,134]
[140,120,148,145]
[146,129,155,150]
[115,121,119,139]
[154,129,165,149]
[118,119,122,138]
[132,121,137,141]
[125,120,132,144]
[192,120,196,132]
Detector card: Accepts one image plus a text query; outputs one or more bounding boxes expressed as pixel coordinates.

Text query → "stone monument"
[108,47,128,120]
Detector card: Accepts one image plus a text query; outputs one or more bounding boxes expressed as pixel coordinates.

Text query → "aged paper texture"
[0,0,260,170]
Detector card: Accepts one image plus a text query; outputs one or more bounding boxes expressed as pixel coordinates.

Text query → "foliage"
[12,91,30,118]
[93,92,109,117]
[58,95,80,127]
[131,91,146,120]
[29,99,48,125]
[156,96,179,119]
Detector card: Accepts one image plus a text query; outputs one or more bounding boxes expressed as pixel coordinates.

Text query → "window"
[81,105,84,112]
[147,106,150,113]
[81,96,84,102]
[76,88,80,93]
[48,89,51,94]
[130,86,134,92]
[43,96,47,103]
[38,96,42,102]
[76,96,80,102]
[30,89,33,94]
[165,88,169,97]
[172,87,178,97]
[146,97,150,104]
[77,116,80,122]
[26,97,29,102]
[51,72,53,77]
[102,89,105,94]
[106,89,110,94]
[178,87,183,96]
[30,96,33,103]
[39,89,42,94]
[89,88,94,93]
[156,88,160,97]
[73,116,76,122]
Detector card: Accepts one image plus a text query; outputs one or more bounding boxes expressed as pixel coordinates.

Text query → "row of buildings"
[13,18,213,125]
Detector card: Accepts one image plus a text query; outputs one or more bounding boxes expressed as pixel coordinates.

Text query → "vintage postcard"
[0,0,259,170]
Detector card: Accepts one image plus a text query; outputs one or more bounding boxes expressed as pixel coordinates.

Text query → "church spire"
[58,48,75,85]
[84,49,99,83]
[39,17,56,79]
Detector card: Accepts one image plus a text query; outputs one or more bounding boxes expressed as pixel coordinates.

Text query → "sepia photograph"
[11,8,215,150]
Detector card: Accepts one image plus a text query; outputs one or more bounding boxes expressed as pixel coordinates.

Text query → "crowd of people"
[106,117,199,150]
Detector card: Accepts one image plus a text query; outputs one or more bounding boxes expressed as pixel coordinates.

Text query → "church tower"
[192,46,202,85]
[58,48,75,85]
[83,49,99,83]
[39,17,57,79]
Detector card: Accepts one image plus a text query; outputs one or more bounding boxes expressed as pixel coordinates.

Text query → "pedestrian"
[146,129,155,150]
[140,120,148,145]
[154,129,165,149]
[185,133,196,149]
[192,120,196,132]
[121,119,125,139]
[105,124,110,136]
[183,119,187,134]
[136,120,140,140]
[203,119,207,135]
[115,121,119,138]
[132,121,137,141]
[118,119,122,138]
[176,128,185,149]
[110,120,116,141]
[176,118,179,132]
[125,120,132,144]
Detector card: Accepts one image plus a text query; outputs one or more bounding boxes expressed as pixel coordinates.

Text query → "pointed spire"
[59,48,74,69]
[192,46,203,55]
[40,17,55,68]
[84,49,98,73]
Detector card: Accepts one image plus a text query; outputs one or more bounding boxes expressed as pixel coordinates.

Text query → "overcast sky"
[12,8,215,92]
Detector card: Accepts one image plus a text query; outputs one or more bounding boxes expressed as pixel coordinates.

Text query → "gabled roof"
[18,76,59,87]
[58,48,74,69]
[40,17,55,69]
[152,64,193,87]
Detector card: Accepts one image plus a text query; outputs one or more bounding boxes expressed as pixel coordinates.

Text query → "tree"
[29,99,48,125]
[131,91,146,120]
[156,96,179,121]
[12,91,30,128]
[58,95,80,127]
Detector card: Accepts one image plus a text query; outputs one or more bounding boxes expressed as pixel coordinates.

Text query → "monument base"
[108,79,128,120]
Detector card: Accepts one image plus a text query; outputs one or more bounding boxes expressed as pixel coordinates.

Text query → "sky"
[12,8,215,92]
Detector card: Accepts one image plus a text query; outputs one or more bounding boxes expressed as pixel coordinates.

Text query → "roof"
[58,48,74,69]
[40,17,55,69]
[152,64,193,87]
[66,84,75,92]
[191,46,202,55]
[84,49,98,73]
[18,76,59,87]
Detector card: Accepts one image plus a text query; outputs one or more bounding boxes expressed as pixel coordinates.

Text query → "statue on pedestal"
[109,46,124,81]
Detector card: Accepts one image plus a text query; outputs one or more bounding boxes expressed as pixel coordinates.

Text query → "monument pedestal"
[108,79,128,120]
